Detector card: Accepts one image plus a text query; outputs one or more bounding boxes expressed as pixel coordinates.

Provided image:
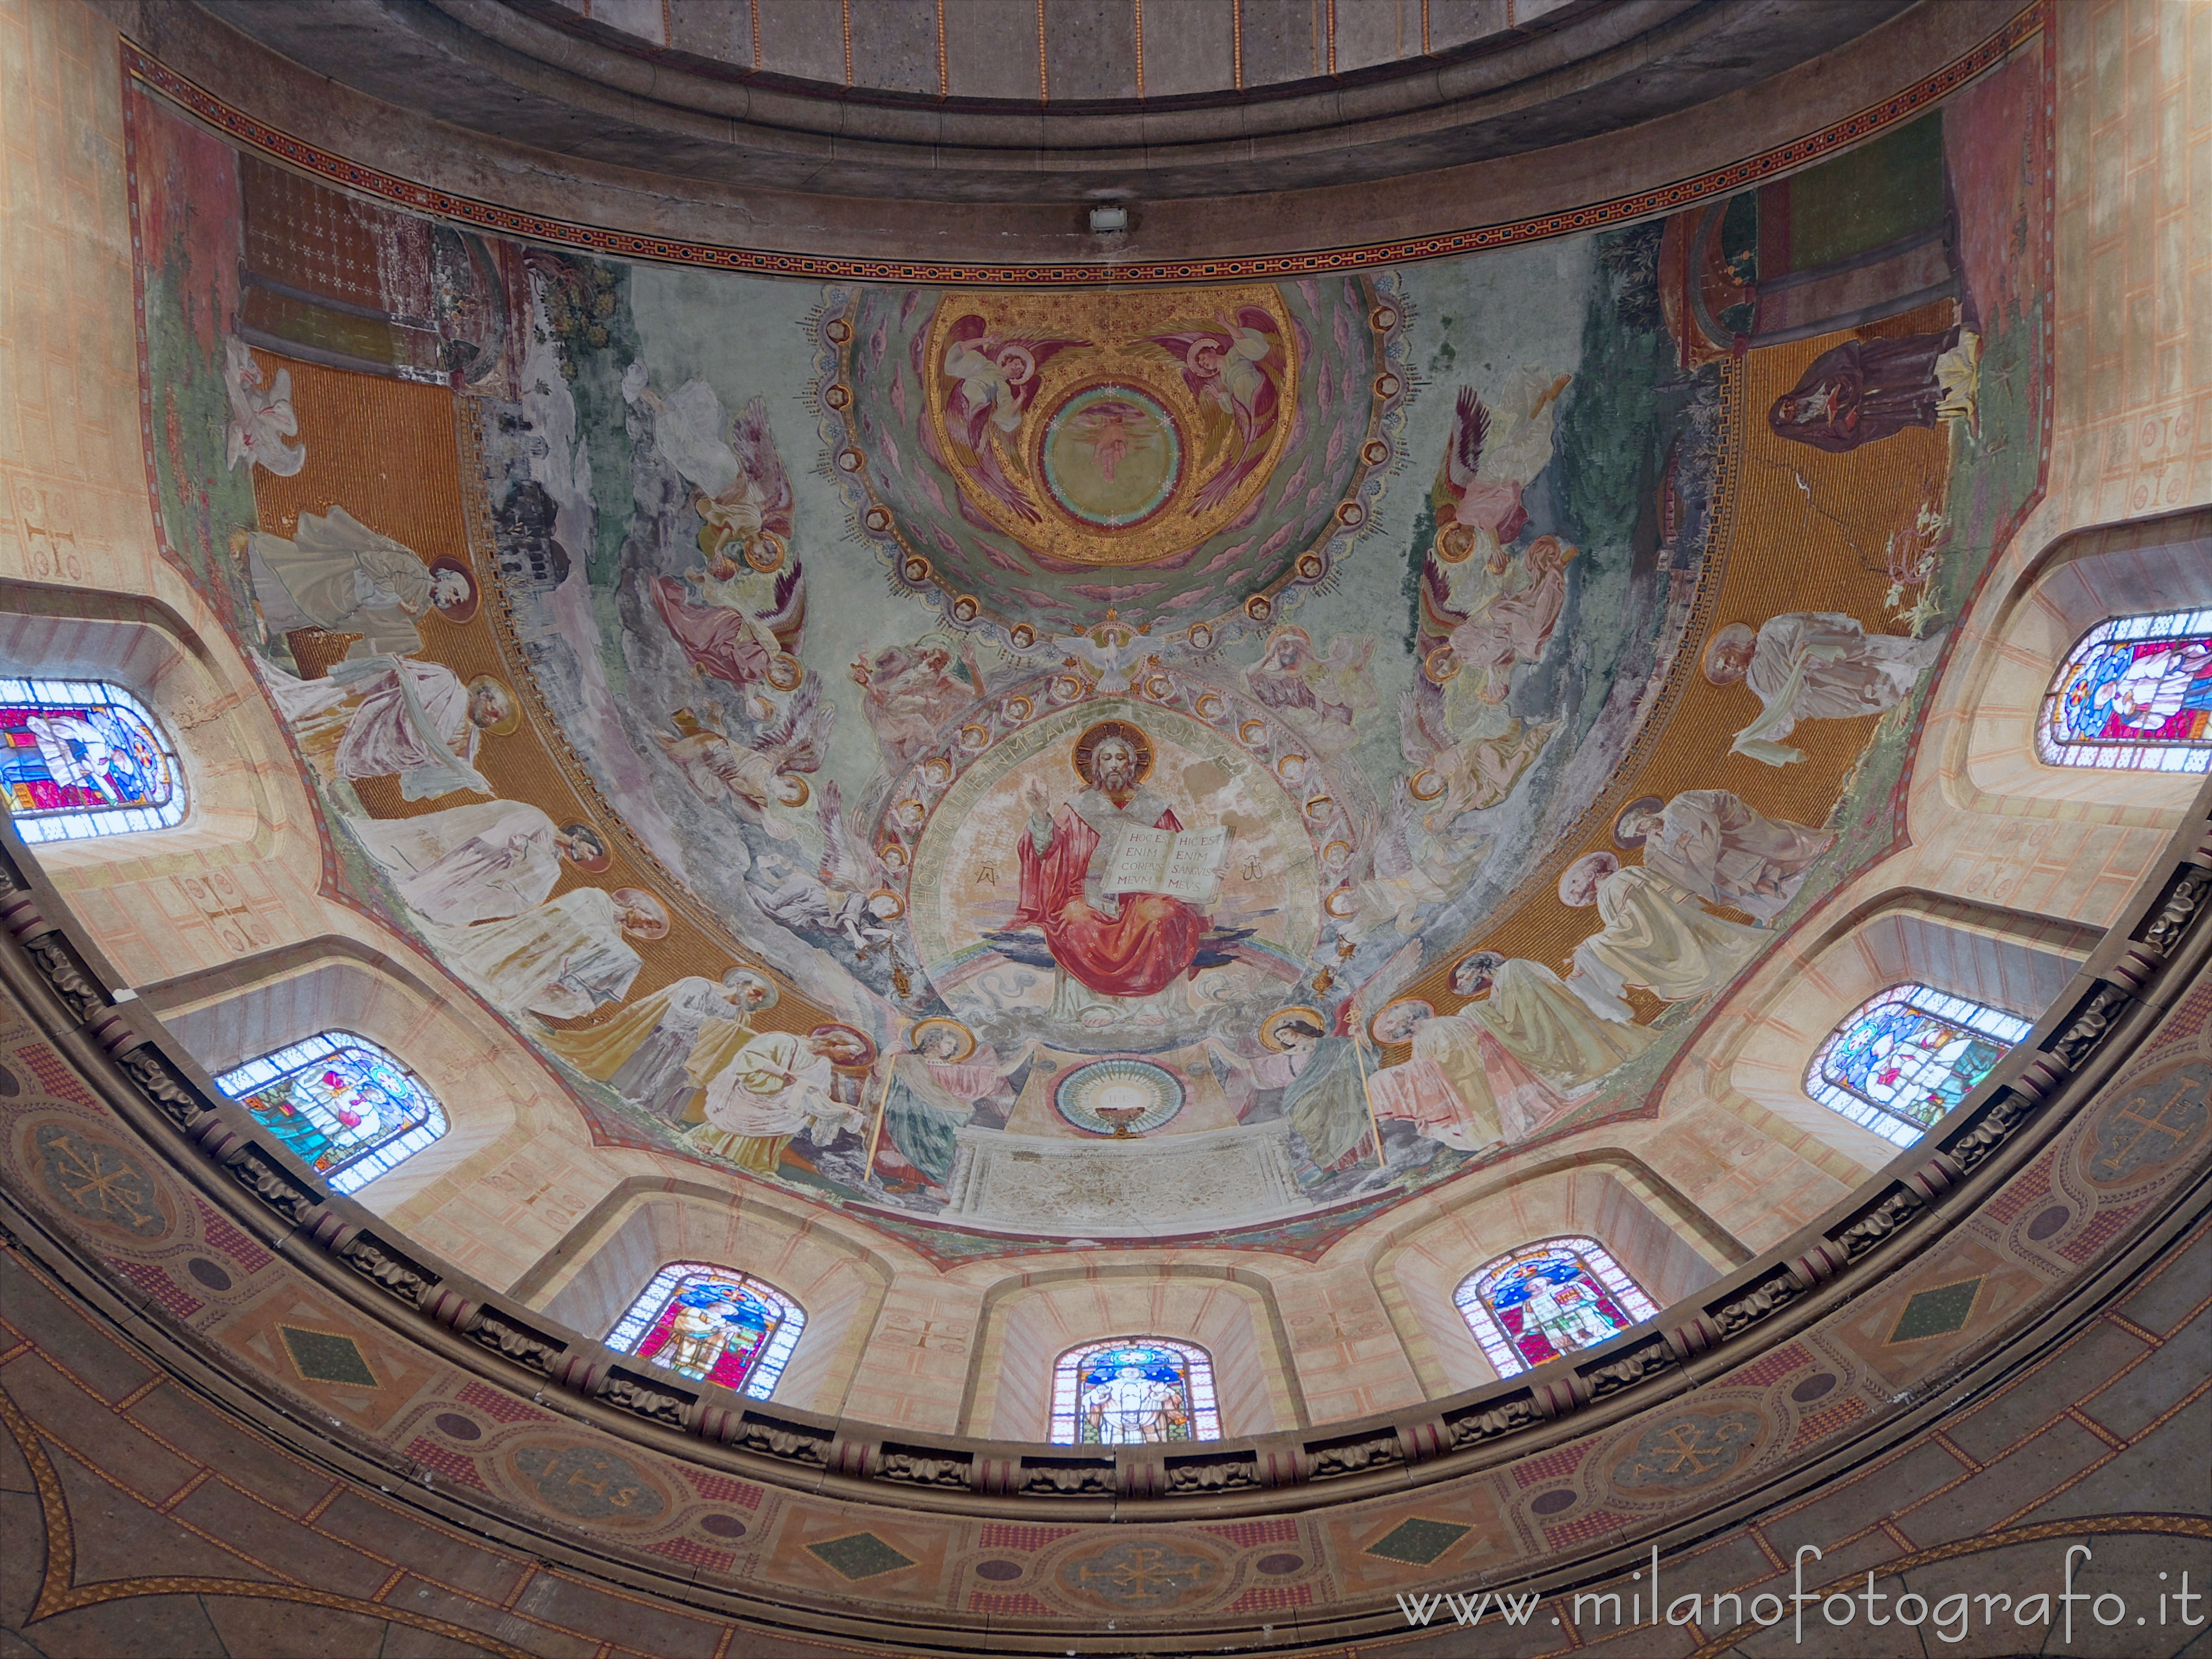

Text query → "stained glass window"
[214,1031,448,1196]
[603,1263,804,1399]
[1454,1237,1660,1379]
[0,677,186,842]
[2038,608,2212,773]
[1049,1337,1221,1446]
[1805,982,2032,1147]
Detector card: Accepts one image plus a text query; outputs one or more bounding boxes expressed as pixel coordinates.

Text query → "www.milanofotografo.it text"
[1397,1546,2208,1644]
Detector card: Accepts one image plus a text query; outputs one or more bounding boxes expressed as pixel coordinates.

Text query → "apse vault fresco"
[121,40,2049,1252]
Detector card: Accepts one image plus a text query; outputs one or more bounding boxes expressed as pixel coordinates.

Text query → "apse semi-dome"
[122,28,2041,1255]
[1,2,2206,1657]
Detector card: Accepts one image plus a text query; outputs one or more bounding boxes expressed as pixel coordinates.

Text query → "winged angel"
[1432,372,1572,571]
[1397,688,1557,834]
[1137,307,1286,510]
[939,317,1082,520]
[748,780,905,958]
[654,681,833,839]
[1334,776,1492,938]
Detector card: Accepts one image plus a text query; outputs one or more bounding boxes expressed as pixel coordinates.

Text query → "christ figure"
[1009,726,1211,1006]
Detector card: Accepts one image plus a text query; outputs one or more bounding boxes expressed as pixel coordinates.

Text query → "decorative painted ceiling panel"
[122,27,2049,1254]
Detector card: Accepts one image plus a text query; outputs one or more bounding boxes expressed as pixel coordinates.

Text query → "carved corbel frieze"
[1017,1457,1112,1497]
[1163,1451,1258,1495]
[225,1145,322,1228]
[1582,1335,1677,1399]
[1305,1432,1400,1479]
[470,1308,567,1376]
[598,1368,691,1429]
[735,1411,833,1465]
[1835,1188,1923,1259]
[878,1444,971,1488]
[2138,862,2211,957]
[1713,1266,1801,1337]
[1444,1392,1541,1447]
[2042,982,2134,1073]
[336,1232,437,1307]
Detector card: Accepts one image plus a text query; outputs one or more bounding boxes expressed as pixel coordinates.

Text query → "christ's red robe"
[1011,803,1207,998]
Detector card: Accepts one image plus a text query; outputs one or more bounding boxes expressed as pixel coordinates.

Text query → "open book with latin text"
[1100,825,1229,904]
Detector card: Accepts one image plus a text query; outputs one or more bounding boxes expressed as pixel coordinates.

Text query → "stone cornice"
[1,784,2204,1536]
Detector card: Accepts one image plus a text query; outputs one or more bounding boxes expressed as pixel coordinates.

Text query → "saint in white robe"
[422,888,641,1021]
[247,508,434,659]
[601,978,754,1119]
[1731,613,1943,766]
[688,1031,857,1173]
[265,656,491,800]
[1474,958,1660,1085]
[347,801,562,925]
[1569,867,1767,1021]
[1639,789,1835,924]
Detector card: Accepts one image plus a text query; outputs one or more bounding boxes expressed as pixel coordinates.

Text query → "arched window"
[1,677,185,842]
[1050,1337,1222,1446]
[2038,608,2212,772]
[1455,1237,1659,1379]
[214,1032,448,1196]
[1804,982,2032,1147]
[603,1263,804,1399]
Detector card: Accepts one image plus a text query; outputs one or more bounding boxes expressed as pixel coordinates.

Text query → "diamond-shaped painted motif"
[807,1532,915,1580]
[1887,1277,1983,1344]
[1363,1517,1470,1566]
[279,1324,379,1387]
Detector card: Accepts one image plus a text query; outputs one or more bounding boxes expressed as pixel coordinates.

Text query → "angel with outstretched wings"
[748,779,905,956]
[941,316,1083,456]
[654,682,832,839]
[1141,306,1282,467]
[1397,686,1557,833]
[1429,373,1571,568]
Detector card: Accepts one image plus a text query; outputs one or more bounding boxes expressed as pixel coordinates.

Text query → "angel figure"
[1432,371,1572,568]
[747,781,905,958]
[223,337,306,478]
[1444,534,1576,706]
[940,317,1081,519]
[1398,687,1557,831]
[851,638,983,770]
[942,317,1080,452]
[1143,309,1285,507]
[873,1020,1044,1193]
[622,369,796,575]
[1335,778,1489,938]
[653,684,831,838]
[647,562,806,691]
[1244,627,1378,752]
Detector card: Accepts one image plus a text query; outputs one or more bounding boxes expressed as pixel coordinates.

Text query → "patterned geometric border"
[120,2,2038,285]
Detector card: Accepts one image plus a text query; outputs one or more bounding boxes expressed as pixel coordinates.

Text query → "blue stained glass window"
[2038,608,2212,773]
[1050,1337,1221,1446]
[603,1262,804,1399]
[1454,1238,1659,1379]
[0,677,186,842]
[215,1031,448,1196]
[1804,983,2032,1147]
